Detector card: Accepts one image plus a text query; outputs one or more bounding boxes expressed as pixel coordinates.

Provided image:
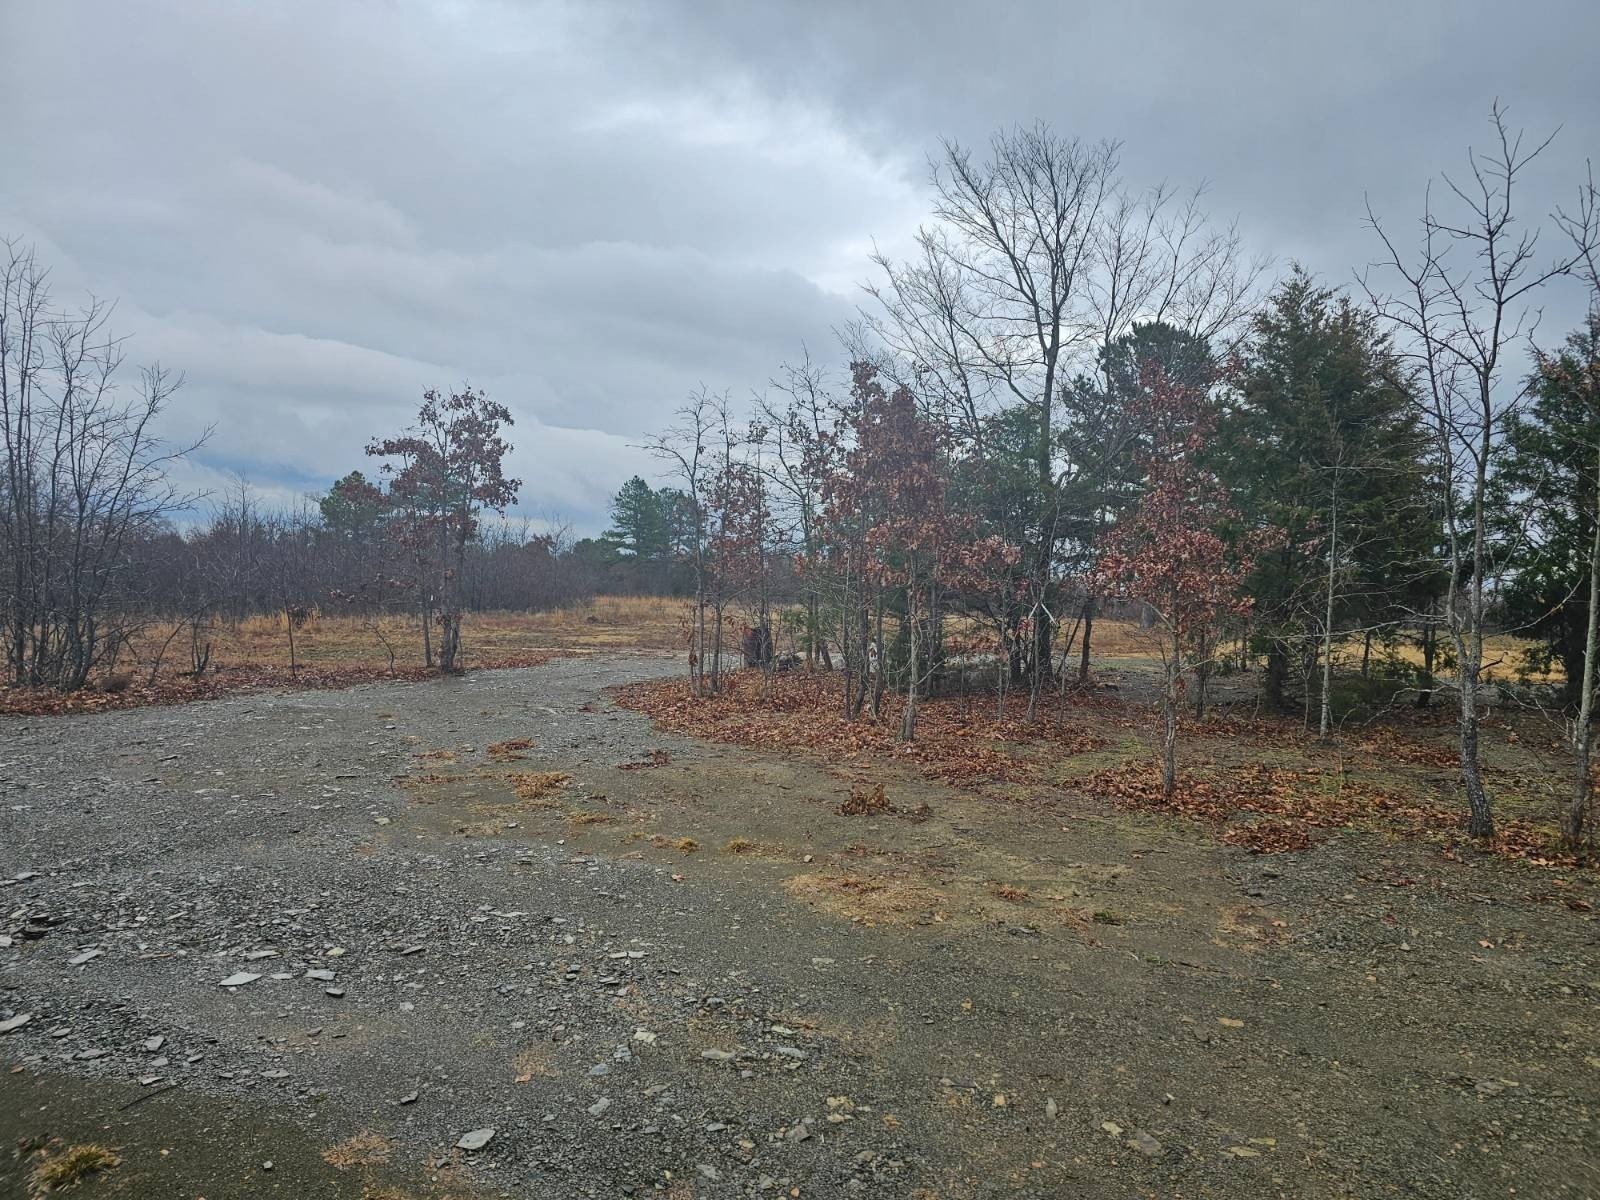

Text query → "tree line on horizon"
[1,106,1597,854]
[626,109,1600,855]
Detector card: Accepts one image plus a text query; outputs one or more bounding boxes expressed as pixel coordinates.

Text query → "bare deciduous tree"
[865,125,1263,719]
[650,389,717,695]
[0,238,199,689]
[1362,103,1599,838]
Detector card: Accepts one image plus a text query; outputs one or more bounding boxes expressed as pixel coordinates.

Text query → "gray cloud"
[3,0,1596,532]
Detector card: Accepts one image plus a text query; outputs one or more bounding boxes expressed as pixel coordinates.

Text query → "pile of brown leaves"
[613,672,1106,785]
[1222,819,1312,854]
[837,782,893,816]
[1081,759,1573,865]
[1348,727,1464,771]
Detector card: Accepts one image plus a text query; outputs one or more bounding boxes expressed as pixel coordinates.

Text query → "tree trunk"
[1459,425,1494,839]
[1192,652,1211,721]
[840,588,854,718]
[1160,635,1180,803]
[711,602,723,694]
[1454,583,1493,837]
[870,591,886,719]
[1565,443,1600,859]
[284,603,298,679]
[1264,642,1288,710]
[847,567,870,721]
[900,566,918,741]
[438,613,459,672]
[1416,619,1435,708]
[1078,595,1094,686]
[436,524,464,674]
[1028,606,1048,722]
[806,593,818,669]
[1461,703,1493,838]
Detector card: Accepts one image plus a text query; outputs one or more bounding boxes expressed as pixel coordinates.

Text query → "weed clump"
[487,737,536,761]
[837,782,892,817]
[509,771,570,803]
[29,1143,120,1194]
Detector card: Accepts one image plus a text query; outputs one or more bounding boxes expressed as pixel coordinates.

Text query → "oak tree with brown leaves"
[1099,365,1274,800]
[367,387,519,673]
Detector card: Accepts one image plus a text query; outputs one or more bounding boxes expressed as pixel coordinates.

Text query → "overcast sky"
[4,1,1597,535]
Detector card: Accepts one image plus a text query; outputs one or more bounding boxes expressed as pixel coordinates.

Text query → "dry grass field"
[79,592,1556,686]
[130,594,693,672]
[0,597,691,715]
[0,593,1556,716]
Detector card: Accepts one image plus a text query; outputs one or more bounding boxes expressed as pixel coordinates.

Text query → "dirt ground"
[2,654,1597,1199]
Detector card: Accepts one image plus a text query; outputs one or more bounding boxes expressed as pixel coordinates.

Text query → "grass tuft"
[321,1130,392,1170]
[486,737,536,761]
[508,771,570,803]
[989,883,1030,903]
[28,1143,120,1194]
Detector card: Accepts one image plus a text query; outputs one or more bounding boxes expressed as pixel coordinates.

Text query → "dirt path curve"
[2,655,1596,1199]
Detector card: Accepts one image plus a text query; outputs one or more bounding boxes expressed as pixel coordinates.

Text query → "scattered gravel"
[2,655,1597,1198]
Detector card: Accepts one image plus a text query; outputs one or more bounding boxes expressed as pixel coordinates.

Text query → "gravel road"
[2,656,1597,1198]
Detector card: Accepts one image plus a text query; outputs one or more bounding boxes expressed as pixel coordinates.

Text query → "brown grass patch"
[4,607,564,715]
[784,871,943,924]
[395,771,453,790]
[0,598,694,716]
[512,1044,559,1082]
[487,737,536,761]
[28,1143,120,1194]
[322,1130,392,1170]
[650,834,699,852]
[509,771,570,803]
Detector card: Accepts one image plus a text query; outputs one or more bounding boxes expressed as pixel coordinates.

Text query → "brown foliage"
[1083,760,1574,866]
[838,782,892,816]
[1224,820,1313,854]
[614,672,1105,785]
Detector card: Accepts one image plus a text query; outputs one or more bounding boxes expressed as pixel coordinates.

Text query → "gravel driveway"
[2,655,1597,1198]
